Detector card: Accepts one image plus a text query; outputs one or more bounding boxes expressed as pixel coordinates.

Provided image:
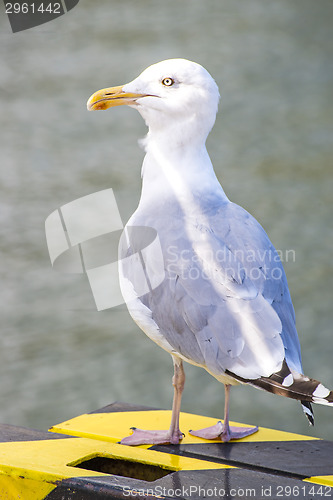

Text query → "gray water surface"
[1,0,333,440]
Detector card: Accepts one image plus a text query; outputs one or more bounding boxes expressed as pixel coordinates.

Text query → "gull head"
[87,59,220,145]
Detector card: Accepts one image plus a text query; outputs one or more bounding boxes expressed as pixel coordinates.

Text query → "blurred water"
[0,0,332,440]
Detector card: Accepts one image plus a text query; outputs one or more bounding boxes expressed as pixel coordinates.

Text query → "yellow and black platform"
[0,402,332,499]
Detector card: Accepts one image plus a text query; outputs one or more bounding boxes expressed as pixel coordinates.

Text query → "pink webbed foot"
[189,421,258,443]
[120,427,184,446]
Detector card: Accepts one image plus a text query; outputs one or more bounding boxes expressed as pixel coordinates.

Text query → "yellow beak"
[87,85,149,111]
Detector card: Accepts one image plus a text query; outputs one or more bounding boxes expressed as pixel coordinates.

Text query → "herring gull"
[87,58,333,445]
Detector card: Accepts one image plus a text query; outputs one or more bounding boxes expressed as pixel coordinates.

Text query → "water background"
[1,0,333,440]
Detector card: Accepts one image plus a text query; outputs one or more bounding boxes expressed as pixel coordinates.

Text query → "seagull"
[87,58,333,445]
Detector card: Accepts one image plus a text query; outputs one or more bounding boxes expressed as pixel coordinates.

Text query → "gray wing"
[120,201,302,381]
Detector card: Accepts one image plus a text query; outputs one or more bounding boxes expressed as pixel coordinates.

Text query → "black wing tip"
[301,401,314,426]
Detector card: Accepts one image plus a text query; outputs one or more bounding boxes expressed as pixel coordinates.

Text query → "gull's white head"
[88,59,220,147]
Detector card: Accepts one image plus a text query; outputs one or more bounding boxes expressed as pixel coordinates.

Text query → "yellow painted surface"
[0,473,56,500]
[0,435,230,487]
[0,409,330,498]
[50,410,318,445]
[304,476,333,487]
[0,438,110,483]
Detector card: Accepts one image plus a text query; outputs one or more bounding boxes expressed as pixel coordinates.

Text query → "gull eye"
[162,77,174,87]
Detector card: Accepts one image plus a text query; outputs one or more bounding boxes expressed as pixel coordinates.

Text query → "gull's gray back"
[119,196,303,382]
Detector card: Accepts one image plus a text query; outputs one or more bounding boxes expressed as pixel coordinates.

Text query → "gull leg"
[121,356,185,446]
[189,384,258,442]
[220,384,259,442]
